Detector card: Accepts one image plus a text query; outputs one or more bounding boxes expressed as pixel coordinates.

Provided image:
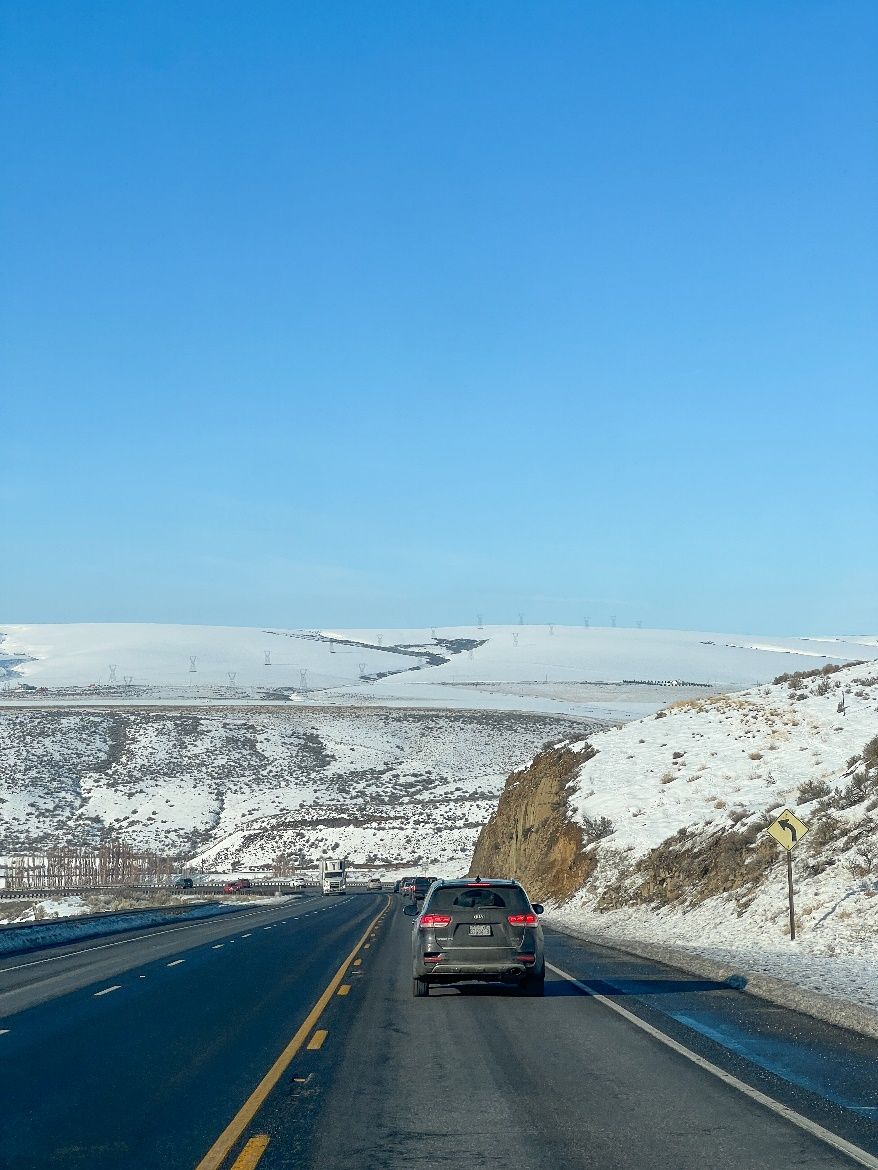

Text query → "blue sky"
[2,2,876,633]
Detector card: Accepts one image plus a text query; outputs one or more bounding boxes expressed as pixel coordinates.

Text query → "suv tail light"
[507,913,538,926]
[419,914,452,929]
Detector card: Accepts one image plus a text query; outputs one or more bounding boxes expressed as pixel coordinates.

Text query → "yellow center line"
[307,1029,328,1051]
[193,896,389,1170]
[229,1135,270,1170]
[337,984,351,997]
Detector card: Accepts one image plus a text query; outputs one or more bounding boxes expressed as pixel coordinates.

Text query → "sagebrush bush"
[798,777,830,803]
[581,815,615,844]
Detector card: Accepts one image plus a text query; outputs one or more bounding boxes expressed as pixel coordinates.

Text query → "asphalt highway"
[1,894,876,1170]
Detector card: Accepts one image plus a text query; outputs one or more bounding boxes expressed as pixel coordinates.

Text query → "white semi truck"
[319,857,347,895]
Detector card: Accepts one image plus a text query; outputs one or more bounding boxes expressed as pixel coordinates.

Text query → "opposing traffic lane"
[0,893,385,1170]
[243,900,877,1170]
[0,895,325,1014]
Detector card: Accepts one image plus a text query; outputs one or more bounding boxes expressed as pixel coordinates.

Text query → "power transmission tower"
[358,662,367,678]
[189,656,197,672]
[477,614,483,629]
[123,675,133,686]
[299,670,308,692]
[108,665,118,685]
[549,625,554,636]
[329,642,335,654]
[512,632,519,647]
[264,651,271,666]
[610,616,617,628]
[227,672,237,686]
[584,616,589,628]
[518,613,524,625]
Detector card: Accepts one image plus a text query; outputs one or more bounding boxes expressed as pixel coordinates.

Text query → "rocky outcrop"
[468,743,596,902]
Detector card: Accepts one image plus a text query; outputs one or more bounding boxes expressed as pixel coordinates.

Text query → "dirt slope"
[468,744,596,901]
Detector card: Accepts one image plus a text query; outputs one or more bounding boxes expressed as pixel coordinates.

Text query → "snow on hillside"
[0,706,591,871]
[5,623,876,723]
[546,662,878,1011]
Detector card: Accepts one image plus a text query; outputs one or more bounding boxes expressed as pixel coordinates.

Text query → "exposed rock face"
[468,744,596,902]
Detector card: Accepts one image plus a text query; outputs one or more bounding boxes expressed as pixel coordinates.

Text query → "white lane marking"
[547,962,878,1170]
[0,1028,9,1034]
[0,904,304,975]
[167,960,186,967]
[139,975,147,979]
[241,933,252,938]
[211,944,224,950]
[93,985,122,997]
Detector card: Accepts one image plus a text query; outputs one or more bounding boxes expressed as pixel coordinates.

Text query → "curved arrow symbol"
[778,816,798,843]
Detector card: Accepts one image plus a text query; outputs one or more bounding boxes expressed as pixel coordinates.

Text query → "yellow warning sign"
[766,809,809,851]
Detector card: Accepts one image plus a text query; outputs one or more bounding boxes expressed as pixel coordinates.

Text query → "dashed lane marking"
[167,960,186,968]
[241,934,252,938]
[306,1030,328,1051]
[0,1028,9,1035]
[212,945,224,950]
[93,985,122,997]
[546,962,878,1170]
[194,897,389,1170]
[0,905,296,975]
[229,1135,270,1170]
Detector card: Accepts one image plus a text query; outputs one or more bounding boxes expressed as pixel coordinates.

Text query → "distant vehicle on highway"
[368,877,382,890]
[408,877,545,997]
[398,876,416,896]
[170,877,193,889]
[320,857,347,895]
[236,878,252,890]
[409,876,434,902]
[222,878,252,893]
[291,877,308,890]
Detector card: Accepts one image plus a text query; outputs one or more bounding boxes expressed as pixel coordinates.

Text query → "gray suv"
[407,877,544,997]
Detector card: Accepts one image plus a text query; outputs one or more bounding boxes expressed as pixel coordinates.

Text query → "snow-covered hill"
[2,622,875,891]
[534,662,878,1011]
[0,705,591,871]
[3,623,877,722]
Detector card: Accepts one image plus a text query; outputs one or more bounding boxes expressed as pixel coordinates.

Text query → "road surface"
[1,893,876,1170]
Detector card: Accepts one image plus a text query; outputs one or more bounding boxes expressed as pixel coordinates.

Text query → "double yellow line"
[195,898,389,1170]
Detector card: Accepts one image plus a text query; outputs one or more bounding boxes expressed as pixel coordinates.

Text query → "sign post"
[766,809,809,942]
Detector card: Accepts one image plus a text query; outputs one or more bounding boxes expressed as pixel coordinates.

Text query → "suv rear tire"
[522,972,545,997]
[413,976,430,998]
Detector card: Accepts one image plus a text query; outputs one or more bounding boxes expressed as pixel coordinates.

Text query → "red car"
[222,878,253,893]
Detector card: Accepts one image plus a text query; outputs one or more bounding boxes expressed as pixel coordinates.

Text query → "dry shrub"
[597,817,778,912]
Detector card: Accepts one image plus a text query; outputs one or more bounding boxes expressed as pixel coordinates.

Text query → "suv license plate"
[468,925,492,936]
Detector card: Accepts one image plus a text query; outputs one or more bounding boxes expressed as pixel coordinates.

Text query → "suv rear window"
[426,885,530,913]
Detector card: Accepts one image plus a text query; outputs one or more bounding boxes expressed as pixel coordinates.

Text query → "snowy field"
[542,661,878,1013]
[0,705,588,871]
[3,622,877,722]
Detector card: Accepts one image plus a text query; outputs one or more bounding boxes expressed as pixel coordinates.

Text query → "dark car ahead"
[409,876,435,902]
[408,877,544,997]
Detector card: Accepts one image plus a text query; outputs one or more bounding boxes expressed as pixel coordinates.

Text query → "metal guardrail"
[0,880,388,899]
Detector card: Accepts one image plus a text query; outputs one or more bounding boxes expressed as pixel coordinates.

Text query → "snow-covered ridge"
[3,623,877,722]
[547,662,878,1012]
